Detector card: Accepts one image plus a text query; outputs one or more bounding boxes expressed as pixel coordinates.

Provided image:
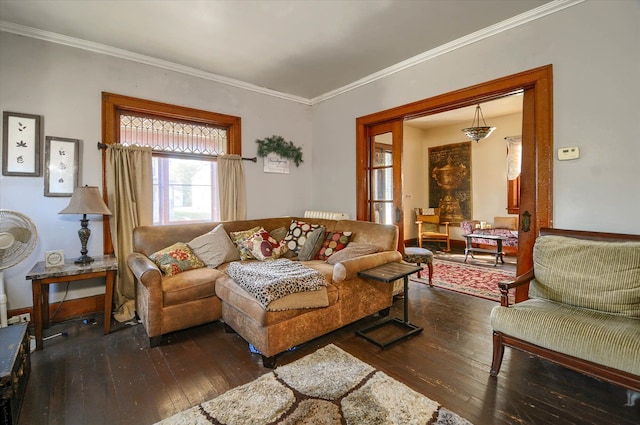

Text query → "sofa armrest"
[498,268,534,306]
[332,250,402,282]
[127,252,162,290]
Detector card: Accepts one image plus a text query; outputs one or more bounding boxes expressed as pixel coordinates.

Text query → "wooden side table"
[463,233,506,266]
[25,255,117,350]
[356,262,423,349]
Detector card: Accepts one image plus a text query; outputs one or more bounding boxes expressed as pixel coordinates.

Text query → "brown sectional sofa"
[127,217,401,366]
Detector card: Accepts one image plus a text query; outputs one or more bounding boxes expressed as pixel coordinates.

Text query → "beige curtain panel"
[106,144,153,322]
[505,135,522,180]
[218,154,247,221]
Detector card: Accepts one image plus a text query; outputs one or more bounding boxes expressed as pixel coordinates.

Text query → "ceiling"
[406,92,524,129]
[0,0,556,102]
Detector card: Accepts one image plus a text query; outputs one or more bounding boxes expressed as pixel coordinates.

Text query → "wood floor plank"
[16,252,640,425]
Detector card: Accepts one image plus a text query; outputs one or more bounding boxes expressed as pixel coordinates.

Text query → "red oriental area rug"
[411,258,516,302]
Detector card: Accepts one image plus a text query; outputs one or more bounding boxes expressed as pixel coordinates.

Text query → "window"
[102,93,241,225]
[152,156,218,224]
[370,142,393,224]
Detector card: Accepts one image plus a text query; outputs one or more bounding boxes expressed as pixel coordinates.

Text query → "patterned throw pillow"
[230,226,262,260]
[315,231,353,261]
[281,220,322,255]
[149,242,205,277]
[246,228,289,261]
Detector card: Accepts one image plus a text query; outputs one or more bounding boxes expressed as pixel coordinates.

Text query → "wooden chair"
[416,208,450,252]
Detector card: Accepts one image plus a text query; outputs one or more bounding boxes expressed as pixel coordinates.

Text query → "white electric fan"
[0,209,38,327]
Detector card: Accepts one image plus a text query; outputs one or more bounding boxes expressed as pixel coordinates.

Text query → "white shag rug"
[156,344,473,425]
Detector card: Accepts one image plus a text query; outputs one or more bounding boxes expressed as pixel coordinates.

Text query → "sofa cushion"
[188,223,240,268]
[216,275,338,325]
[491,298,640,375]
[266,287,329,311]
[326,243,381,265]
[297,226,326,261]
[230,226,262,260]
[530,235,640,316]
[149,242,205,276]
[315,231,352,260]
[281,220,322,255]
[162,267,223,307]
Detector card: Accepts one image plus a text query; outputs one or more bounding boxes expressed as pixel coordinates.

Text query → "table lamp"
[59,185,112,264]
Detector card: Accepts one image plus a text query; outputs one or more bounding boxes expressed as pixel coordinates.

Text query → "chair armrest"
[498,268,534,306]
[127,252,162,290]
[332,251,402,282]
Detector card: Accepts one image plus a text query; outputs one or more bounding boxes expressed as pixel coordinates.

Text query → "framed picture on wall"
[44,136,80,197]
[428,141,472,224]
[2,111,42,176]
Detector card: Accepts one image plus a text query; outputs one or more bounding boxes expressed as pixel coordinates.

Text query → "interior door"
[362,121,404,251]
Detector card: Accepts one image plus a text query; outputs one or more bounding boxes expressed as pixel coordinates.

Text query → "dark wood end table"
[356,262,423,349]
[25,255,118,350]
[463,233,506,266]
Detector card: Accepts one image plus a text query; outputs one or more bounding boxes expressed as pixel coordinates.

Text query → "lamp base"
[74,255,95,265]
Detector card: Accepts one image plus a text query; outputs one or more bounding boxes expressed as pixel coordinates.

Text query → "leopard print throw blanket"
[226,259,327,307]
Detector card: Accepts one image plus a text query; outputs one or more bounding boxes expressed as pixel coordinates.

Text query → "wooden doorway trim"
[356,65,553,301]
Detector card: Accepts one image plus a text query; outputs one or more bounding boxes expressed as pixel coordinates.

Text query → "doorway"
[360,121,404,251]
[356,65,553,301]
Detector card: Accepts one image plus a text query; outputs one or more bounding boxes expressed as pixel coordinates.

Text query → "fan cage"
[0,209,38,270]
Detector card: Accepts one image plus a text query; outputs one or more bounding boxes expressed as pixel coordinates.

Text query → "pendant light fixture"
[462,104,496,142]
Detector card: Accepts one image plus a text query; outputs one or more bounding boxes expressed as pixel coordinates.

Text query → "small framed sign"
[45,250,65,268]
[263,152,290,174]
[2,111,42,176]
[44,136,80,197]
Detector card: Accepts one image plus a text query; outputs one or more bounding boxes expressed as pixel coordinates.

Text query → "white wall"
[2,0,639,312]
[312,0,640,235]
[402,125,425,239]
[0,33,313,309]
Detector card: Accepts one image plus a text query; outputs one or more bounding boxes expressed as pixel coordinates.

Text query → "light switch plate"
[558,146,579,160]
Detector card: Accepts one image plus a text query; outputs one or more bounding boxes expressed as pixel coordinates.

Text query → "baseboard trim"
[8,294,105,325]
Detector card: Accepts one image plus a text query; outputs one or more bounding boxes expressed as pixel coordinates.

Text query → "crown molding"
[1,0,582,107]
[0,20,312,106]
[310,0,584,105]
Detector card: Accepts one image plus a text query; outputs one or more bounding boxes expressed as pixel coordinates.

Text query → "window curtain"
[105,144,153,322]
[217,154,246,221]
[505,136,522,180]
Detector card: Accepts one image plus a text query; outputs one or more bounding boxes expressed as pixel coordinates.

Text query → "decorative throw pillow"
[326,243,381,265]
[494,216,518,230]
[246,228,289,261]
[315,231,353,261]
[149,242,205,277]
[281,220,322,255]
[269,226,289,242]
[297,226,326,261]
[188,224,240,268]
[230,226,262,260]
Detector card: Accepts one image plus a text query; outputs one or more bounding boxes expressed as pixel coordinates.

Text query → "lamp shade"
[59,186,112,215]
[461,104,496,142]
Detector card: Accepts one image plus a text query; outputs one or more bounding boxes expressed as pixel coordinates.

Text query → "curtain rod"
[97,142,257,162]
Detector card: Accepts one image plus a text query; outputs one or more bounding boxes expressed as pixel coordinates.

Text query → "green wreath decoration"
[256,135,303,167]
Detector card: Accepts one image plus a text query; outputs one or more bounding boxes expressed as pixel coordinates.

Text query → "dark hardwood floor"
[19,266,639,425]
